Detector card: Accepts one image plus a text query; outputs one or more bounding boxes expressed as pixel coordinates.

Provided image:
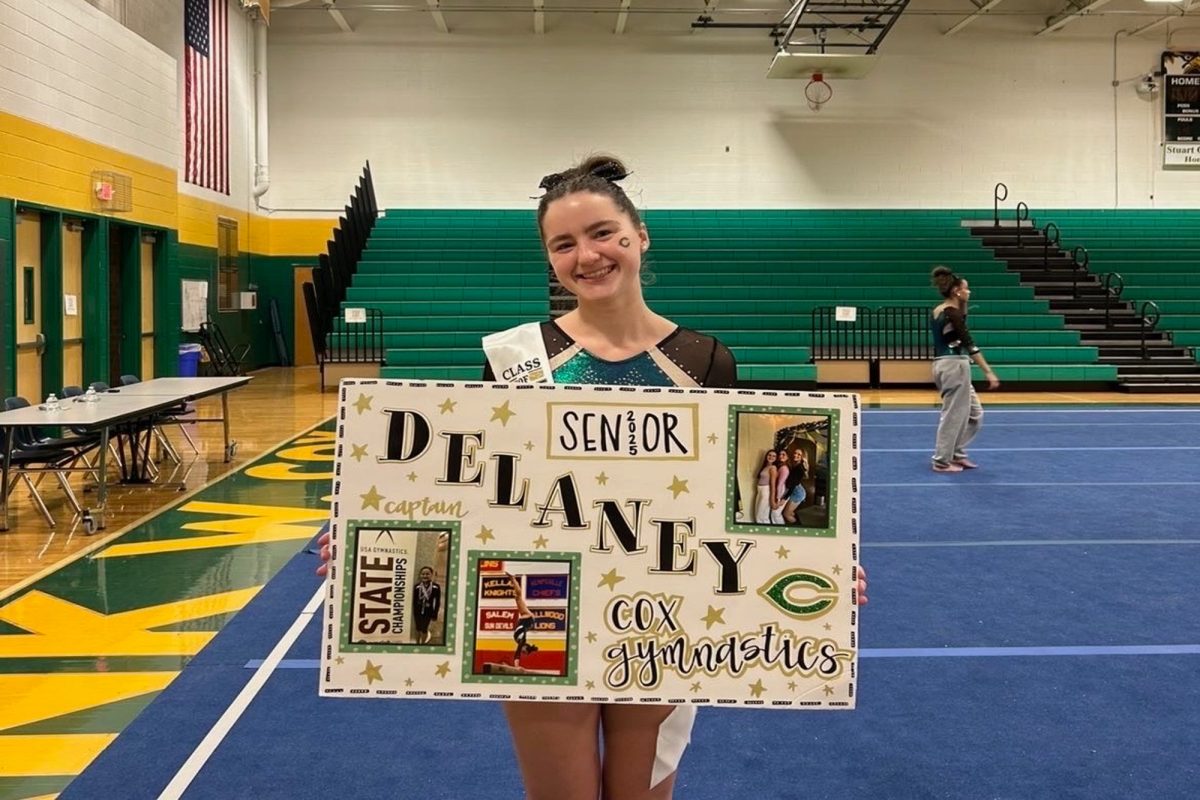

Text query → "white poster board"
[182,279,209,332]
[321,380,861,710]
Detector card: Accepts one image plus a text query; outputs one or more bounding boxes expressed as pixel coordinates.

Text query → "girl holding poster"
[482,155,739,800]
[319,155,869,800]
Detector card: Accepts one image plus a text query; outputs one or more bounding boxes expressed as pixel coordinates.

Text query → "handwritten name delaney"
[378,406,752,594]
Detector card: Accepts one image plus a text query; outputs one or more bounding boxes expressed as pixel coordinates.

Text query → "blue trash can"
[179,344,202,377]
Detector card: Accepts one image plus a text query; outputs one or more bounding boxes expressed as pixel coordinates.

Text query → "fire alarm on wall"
[94,181,114,201]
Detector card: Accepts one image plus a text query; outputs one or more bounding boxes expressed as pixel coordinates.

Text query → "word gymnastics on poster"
[321,380,861,709]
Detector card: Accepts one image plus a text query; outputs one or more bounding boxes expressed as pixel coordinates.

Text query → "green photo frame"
[725,404,840,538]
[461,550,582,687]
[338,519,460,655]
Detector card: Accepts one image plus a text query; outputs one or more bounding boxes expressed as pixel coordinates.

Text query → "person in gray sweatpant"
[929,266,1000,472]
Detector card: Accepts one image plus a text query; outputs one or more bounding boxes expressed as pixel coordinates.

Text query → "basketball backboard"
[767,52,878,80]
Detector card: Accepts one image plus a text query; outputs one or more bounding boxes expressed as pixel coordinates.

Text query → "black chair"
[119,374,198,456]
[2,396,93,527]
[62,386,122,485]
[87,381,161,480]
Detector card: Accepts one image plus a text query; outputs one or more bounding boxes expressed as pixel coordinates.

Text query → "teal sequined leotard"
[483,320,737,389]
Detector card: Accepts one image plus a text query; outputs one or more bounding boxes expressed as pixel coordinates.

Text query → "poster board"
[1162,51,1200,169]
[321,380,860,709]
[182,279,209,332]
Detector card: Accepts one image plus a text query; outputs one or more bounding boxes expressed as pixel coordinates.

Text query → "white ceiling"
[265,0,1200,40]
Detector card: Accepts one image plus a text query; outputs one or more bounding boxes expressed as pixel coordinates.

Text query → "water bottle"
[45,393,59,411]
[85,386,97,403]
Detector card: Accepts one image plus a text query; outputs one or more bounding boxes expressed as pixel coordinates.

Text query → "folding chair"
[119,374,198,458]
[1,396,97,527]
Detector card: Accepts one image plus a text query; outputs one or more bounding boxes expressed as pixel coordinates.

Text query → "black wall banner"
[1162,51,1200,169]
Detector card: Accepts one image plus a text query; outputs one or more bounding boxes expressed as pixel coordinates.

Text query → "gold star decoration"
[831,564,843,576]
[404,677,414,687]
[596,471,609,486]
[775,545,791,560]
[490,400,516,426]
[690,681,703,693]
[749,679,766,698]
[350,443,368,463]
[360,485,384,511]
[435,661,451,678]
[335,656,345,665]
[477,525,495,544]
[406,471,418,482]
[532,534,549,549]
[597,569,626,591]
[701,605,726,629]
[438,398,457,414]
[823,684,835,696]
[706,501,716,510]
[787,680,797,692]
[667,476,690,499]
[353,394,373,415]
[524,440,535,451]
[707,433,719,445]
[360,660,383,684]
[585,680,596,690]
[823,622,833,631]
[586,631,598,644]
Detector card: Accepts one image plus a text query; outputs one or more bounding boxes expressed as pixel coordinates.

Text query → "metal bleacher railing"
[301,161,385,386]
[810,306,933,361]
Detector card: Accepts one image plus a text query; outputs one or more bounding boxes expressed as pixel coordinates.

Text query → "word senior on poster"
[378,404,751,595]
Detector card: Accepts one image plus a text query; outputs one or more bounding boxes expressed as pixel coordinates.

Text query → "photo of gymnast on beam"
[469,558,574,680]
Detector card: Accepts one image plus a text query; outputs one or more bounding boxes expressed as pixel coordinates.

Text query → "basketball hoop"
[805,72,833,111]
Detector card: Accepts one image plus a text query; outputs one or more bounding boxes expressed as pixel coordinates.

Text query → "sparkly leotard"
[483,321,738,389]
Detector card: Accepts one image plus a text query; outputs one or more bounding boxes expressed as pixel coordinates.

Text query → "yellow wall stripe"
[1,110,336,256]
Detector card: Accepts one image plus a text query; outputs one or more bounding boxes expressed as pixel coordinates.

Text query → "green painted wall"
[178,244,306,371]
[1,199,13,397]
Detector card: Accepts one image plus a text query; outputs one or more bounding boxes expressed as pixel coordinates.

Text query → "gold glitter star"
[749,679,766,698]
[360,660,383,684]
[701,605,725,629]
[360,485,384,511]
[350,443,368,462]
[823,622,833,631]
[831,564,843,576]
[585,680,596,690]
[596,471,609,486]
[597,569,625,591]
[524,440,535,451]
[490,400,516,426]
[335,656,345,665]
[787,681,797,692]
[533,534,549,549]
[775,546,791,559]
[690,681,703,693]
[353,393,373,415]
[438,398,457,414]
[707,433,719,445]
[667,476,689,499]
[823,684,835,696]
[586,631,598,643]
[477,525,495,544]
[407,471,418,482]
[404,677,414,687]
[435,661,451,678]
[706,501,715,509]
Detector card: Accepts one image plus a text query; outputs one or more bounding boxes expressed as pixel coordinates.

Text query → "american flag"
[184,0,228,194]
